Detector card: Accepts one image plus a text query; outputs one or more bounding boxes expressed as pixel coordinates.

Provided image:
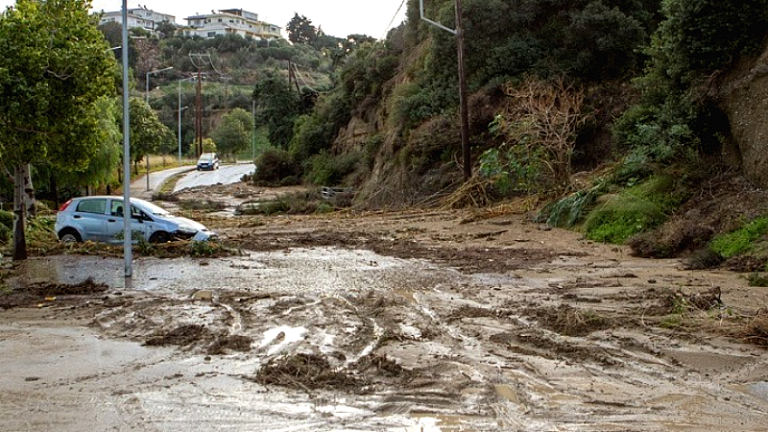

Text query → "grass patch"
[537,184,604,228]
[582,176,685,244]
[710,216,768,258]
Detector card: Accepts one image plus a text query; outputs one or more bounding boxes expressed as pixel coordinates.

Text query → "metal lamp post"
[121,0,131,278]
[178,106,188,163]
[145,66,173,191]
[178,76,197,164]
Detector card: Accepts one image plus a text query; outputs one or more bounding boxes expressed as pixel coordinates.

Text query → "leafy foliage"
[710,217,768,259]
[582,175,687,243]
[253,72,302,148]
[56,97,122,189]
[286,13,318,45]
[211,108,254,160]
[305,152,361,186]
[0,0,117,171]
[253,147,301,185]
[125,98,175,165]
[613,0,768,177]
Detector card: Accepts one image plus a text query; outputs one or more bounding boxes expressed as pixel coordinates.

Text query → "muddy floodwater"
[3,212,768,431]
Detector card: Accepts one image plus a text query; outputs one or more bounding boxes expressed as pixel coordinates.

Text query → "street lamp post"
[178,76,196,164]
[121,0,131,278]
[178,106,188,163]
[145,66,173,191]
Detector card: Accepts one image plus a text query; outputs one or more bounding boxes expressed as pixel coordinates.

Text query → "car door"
[104,199,148,244]
[72,198,109,241]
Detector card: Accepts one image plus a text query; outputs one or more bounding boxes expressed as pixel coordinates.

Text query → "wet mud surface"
[2,207,768,431]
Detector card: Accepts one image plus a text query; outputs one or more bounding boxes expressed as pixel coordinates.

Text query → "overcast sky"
[0,0,408,39]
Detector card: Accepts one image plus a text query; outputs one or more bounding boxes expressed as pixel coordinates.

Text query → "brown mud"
[2,189,768,431]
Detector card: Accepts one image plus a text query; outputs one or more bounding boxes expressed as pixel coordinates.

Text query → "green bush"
[710,217,768,258]
[0,224,10,243]
[305,152,361,186]
[584,196,667,244]
[0,210,13,230]
[538,185,604,228]
[253,147,301,185]
[582,176,684,244]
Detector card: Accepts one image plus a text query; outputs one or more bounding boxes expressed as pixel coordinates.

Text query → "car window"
[130,205,148,220]
[110,200,124,216]
[76,199,107,215]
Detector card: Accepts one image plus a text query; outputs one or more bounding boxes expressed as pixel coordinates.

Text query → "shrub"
[583,175,686,244]
[0,210,13,230]
[305,151,361,186]
[253,147,301,185]
[710,217,768,258]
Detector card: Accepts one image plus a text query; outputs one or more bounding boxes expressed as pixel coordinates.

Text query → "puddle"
[7,248,458,294]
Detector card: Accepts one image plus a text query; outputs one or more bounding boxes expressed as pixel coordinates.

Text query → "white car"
[55,196,216,244]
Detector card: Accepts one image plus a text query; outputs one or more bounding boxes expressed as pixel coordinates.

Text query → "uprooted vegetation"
[0,277,108,309]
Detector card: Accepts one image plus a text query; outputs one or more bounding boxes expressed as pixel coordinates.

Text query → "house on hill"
[97,5,175,33]
[184,9,281,40]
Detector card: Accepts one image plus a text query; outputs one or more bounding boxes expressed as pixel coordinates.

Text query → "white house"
[184,9,281,40]
[98,6,175,33]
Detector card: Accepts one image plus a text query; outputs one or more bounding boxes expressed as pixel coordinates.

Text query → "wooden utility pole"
[196,67,203,157]
[420,0,472,181]
[455,0,471,181]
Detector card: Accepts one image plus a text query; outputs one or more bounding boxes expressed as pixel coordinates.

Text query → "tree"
[253,72,301,147]
[0,0,116,260]
[56,97,123,193]
[211,108,254,160]
[125,97,174,173]
[155,21,177,39]
[286,13,318,45]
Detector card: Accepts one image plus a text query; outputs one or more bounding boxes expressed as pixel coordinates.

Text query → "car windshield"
[134,199,170,216]
[199,154,215,162]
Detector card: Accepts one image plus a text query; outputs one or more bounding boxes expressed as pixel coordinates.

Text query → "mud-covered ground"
[2,185,768,431]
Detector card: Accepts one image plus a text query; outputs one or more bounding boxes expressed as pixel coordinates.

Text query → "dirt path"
[2,205,768,431]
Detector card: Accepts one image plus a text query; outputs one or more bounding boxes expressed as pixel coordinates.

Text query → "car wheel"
[59,228,82,243]
[149,231,171,243]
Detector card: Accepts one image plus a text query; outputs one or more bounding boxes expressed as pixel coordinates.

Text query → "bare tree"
[497,76,590,190]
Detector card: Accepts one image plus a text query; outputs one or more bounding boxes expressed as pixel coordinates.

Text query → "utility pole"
[252,99,256,162]
[420,0,471,181]
[189,53,211,158]
[196,67,203,157]
[145,66,173,191]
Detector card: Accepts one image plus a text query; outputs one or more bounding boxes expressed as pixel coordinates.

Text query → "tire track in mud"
[36,245,768,431]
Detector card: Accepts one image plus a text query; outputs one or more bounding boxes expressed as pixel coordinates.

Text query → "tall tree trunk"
[23,164,36,217]
[50,175,59,210]
[13,164,28,261]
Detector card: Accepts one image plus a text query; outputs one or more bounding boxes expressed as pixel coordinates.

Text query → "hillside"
[118,0,768,267]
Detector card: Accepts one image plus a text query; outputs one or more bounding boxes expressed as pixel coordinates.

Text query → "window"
[76,199,107,215]
[218,18,222,22]
[208,32,216,37]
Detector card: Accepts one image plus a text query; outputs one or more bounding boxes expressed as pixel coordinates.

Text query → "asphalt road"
[172,163,255,192]
[129,163,255,198]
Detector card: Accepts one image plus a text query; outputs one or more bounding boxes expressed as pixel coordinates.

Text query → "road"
[172,162,255,192]
[129,163,255,199]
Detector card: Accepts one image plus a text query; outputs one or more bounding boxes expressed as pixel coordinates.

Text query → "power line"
[377,0,406,42]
